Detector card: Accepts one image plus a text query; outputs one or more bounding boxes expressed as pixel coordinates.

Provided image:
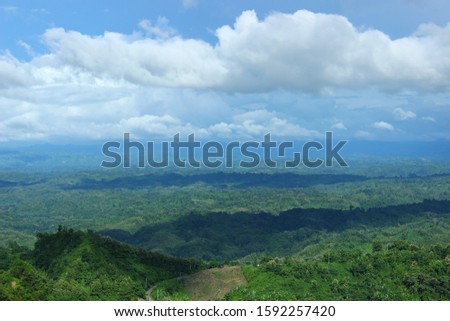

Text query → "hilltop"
[0,228,203,300]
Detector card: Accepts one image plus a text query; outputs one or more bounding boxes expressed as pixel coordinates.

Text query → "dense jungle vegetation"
[0,155,449,300]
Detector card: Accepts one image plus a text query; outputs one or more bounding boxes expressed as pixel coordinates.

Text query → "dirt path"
[146,287,155,301]
[142,266,247,301]
[183,265,247,301]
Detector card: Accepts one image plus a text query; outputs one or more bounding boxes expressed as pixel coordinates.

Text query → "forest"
[101,199,450,261]
[0,228,203,300]
[0,156,449,300]
[1,230,448,301]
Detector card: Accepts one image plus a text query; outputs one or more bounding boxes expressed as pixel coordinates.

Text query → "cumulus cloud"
[393,107,416,120]
[206,110,320,138]
[136,109,322,140]
[0,54,35,89]
[216,10,450,92]
[373,121,395,131]
[34,27,227,88]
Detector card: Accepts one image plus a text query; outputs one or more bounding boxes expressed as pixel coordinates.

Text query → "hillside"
[139,241,450,301]
[226,242,450,300]
[101,199,450,261]
[2,168,450,250]
[0,228,203,300]
[1,229,449,301]
[149,242,450,301]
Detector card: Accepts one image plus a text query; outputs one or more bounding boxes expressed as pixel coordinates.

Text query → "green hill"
[139,241,450,301]
[1,229,449,301]
[0,228,204,300]
[226,242,450,301]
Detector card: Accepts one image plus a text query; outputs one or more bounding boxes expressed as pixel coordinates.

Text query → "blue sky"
[0,0,449,143]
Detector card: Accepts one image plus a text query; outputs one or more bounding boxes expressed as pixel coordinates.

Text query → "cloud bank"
[0,10,449,142]
[19,10,450,93]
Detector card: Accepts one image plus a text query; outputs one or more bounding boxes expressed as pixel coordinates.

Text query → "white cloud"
[138,17,177,39]
[17,40,36,57]
[0,54,35,89]
[393,107,416,120]
[181,0,198,9]
[373,121,395,131]
[0,112,49,141]
[355,130,373,139]
[32,8,49,14]
[0,6,17,14]
[331,122,347,130]
[422,116,436,122]
[35,27,226,88]
[112,114,199,140]
[201,109,320,139]
[216,10,450,93]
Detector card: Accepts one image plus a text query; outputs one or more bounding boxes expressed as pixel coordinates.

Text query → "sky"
[0,0,450,144]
